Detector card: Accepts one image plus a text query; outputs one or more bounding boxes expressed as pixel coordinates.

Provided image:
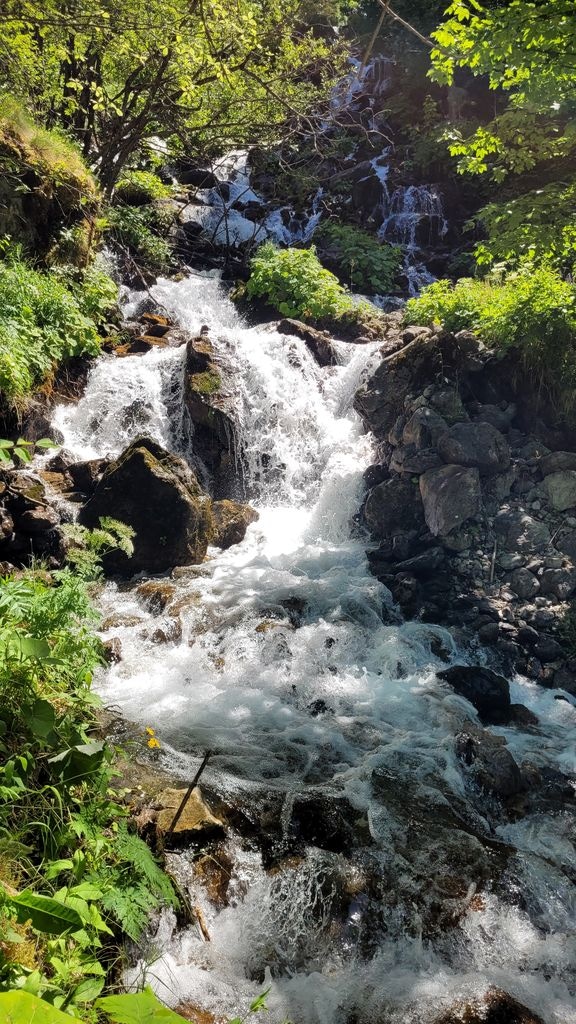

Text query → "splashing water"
[50,273,576,1023]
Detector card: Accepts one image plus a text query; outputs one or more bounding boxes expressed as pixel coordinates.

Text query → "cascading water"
[50,273,576,1024]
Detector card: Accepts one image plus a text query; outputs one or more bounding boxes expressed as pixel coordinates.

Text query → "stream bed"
[49,272,576,1024]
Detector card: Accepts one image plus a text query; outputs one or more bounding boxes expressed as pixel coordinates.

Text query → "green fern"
[115,824,176,905]
[100,883,153,941]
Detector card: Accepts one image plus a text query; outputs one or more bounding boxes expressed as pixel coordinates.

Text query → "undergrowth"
[0,525,183,1019]
[318,223,401,294]
[0,245,117,400]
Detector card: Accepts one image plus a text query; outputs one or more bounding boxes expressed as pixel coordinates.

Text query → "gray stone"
[420,465,481,537]
[402,407,448,449]
[455,729,524,798]
[510,568,540,599]
[555,530,576,562]
[539,567,576,600]
[472,402,516,433]
[394,547,445,578]
[533,637,564,662]
[494,510,551,553]
[389,445,443,475]
[539,450,576,476]
[438,421,510,474]
[429,388,467,423]
[545,470,576,511]
[363,477,423,540]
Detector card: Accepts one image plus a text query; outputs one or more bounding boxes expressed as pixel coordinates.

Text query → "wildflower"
[144,726,161,749]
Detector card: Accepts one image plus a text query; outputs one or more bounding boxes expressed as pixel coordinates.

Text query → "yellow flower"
[147,737,161,749]
[145,726,155,736]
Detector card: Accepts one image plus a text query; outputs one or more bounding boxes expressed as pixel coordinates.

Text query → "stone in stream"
[434,987,545,1024]
[80,436,213,575]
[156,786,224,839]
[363,476,424,539]
[211,499,259,549]
[277,318,339,367]
[438,665,512,725]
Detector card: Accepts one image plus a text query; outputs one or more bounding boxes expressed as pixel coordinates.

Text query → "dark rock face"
[80,436,213,575]
[183,335,237,492]
[420,465,481,537]
[455,726,525,798]
[438,665,511,724]
[363,477,423,539]
[212,499,259,549]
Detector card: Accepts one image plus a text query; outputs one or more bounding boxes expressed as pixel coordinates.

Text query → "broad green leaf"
[29,699,56,739]
[35,439,58,449]
[0,990,73,1023]
[9,891,84,934]
[97,987,188,1023]
[18,637,51,661]
[72,976,105,1002]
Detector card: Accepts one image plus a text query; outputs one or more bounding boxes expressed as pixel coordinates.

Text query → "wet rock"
[435,987,545,1024]
[553,667,576,694]
[156,786,224,838]
[539,450,576,476]
[68,458,109,494]
[184,336,236,483]
[438,665,511,724]
[278,318,338,367]
[402,407,448,448]
[532,637,564,662]
[80,436,213,575]
[508,703,539,727]
[136,580,177,614]
[103,637,122,663]
[211,499,259,549]
[18,507,60,533]
[545,469,576,510]
[420,465,481,537]
[363,477,423,539]
[455,728,524,798]
[150,620,183,645]
[509,567,540,599]
[101,613,145,630]
[437,421,510,474]
[290,794,358,854]
[394,547,445,579]
[494,510,550,554]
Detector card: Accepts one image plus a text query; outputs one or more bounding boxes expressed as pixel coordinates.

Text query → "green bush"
[318,223,402,293]
[246,243,356,320]
[473,182,576,276]
[405,265,576,419]
[107,205,173,274]
[0,252,105,399]
[115,169,172,205]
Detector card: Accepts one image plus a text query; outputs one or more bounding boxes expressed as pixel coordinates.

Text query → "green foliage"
[472,183,576,276]
[62,518,135,580]
[190,370,222,396]
[405,265,576,421]
[107,207,173,275]
[246,243,355,320]
[318,223,401,293]
[0,251,104,400]
[0,438,56,467]
[98,987,189,1022]
[430,1,576,180]
[116,171,172,206]
[0,541,176,1016]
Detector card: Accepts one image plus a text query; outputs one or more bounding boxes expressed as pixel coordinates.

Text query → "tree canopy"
[430,0,576,179]
[0,0,348,191]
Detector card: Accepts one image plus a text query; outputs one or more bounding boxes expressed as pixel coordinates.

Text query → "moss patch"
[190,370,222,395]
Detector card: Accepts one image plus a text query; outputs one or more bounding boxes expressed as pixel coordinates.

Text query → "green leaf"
[72,976,105,1002]
[97,988,188,1023]
[48,740,105,784]
[18,637,51,661]
[0,990,74,1023]
[9,891,84,934]
[29,699,56,739]
[250,990,271,1013]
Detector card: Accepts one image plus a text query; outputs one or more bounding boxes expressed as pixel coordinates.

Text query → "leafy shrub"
[405,265,576,419]
[0,252,104,399]
[115,169,172,205]
[246,243,355,320]
[473,182,576,275]
[107,205,173,274]
[318,223,401,293]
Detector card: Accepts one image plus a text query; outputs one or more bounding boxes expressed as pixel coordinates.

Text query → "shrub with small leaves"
[246,243,355,320]
[115,169,172,205]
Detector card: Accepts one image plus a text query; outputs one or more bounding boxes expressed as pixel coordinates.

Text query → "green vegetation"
[405,265,576,419]
[247,243,356,320]
[431,0,576,181]
[472,184,576,276]
[190,370,222,396]
[0,249,117,401]
[0,1,347,192]
[107,207,173,276]
[115,171,172,206]
[319,223,401,293]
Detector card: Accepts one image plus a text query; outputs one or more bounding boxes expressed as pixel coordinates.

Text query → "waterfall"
[49,273,576,1024]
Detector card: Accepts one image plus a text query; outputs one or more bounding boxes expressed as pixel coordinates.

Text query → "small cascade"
[47,272,576,1024]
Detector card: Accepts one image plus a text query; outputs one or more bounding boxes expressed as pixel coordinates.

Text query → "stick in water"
[167,750,212,834]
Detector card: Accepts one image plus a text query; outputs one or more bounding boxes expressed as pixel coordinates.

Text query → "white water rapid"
[50,273,576,1024]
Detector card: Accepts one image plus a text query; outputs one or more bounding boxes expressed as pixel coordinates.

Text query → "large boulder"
[545,470,576,511]
[419,465,481,537]
[184,335,237,487]
[363,477,424,539]
[278,319,338,367]
[80,436,212,574]
[438,665,511,724]
[438,421,510,474]
[494,510,550,553]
